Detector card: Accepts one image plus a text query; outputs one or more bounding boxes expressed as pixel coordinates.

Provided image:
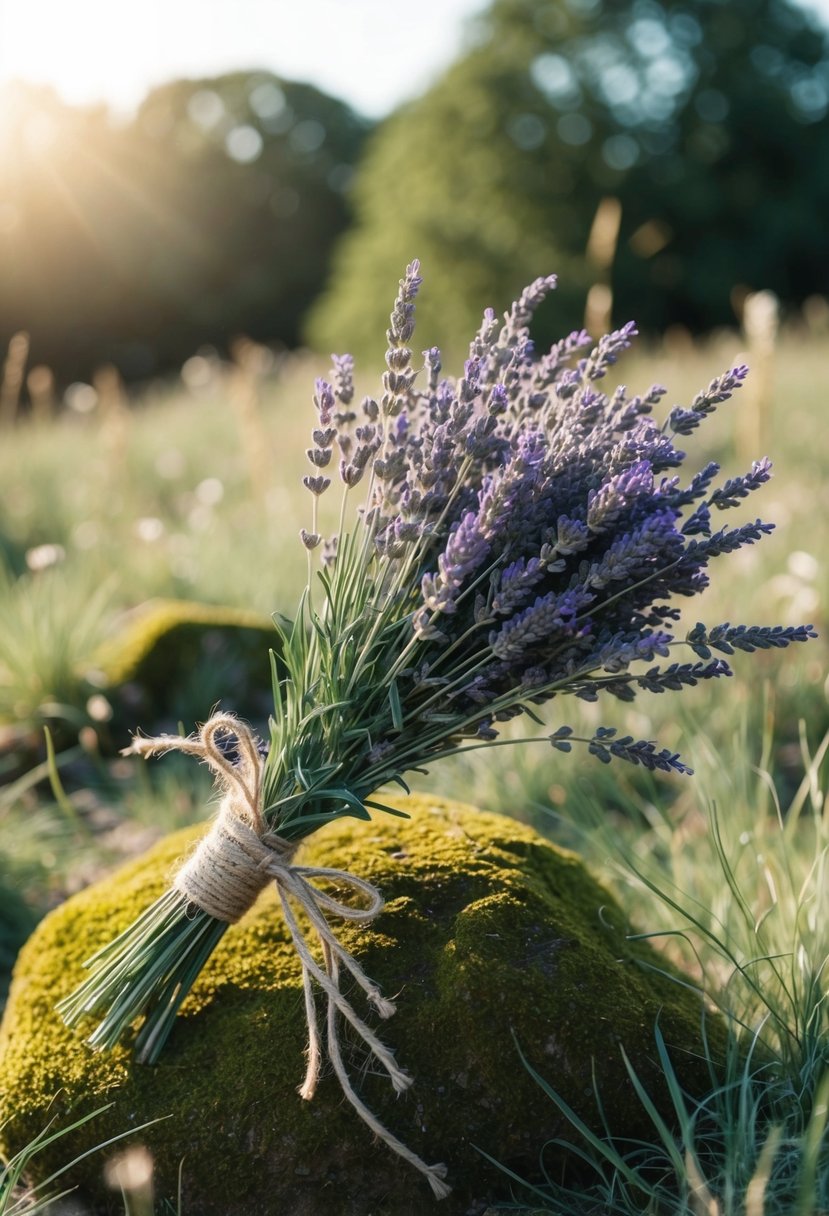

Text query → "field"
[1,324,828,1213]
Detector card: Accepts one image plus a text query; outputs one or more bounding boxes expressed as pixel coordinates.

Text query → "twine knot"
[128,713,450,1200]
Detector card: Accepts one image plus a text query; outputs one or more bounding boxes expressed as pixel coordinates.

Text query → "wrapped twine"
[128,713,450,1201]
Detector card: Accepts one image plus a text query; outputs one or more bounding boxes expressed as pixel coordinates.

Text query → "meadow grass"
[0,328,827,1211]
[460,721,829,1215]
[0,332,825,758]
[0,1105,157,1215]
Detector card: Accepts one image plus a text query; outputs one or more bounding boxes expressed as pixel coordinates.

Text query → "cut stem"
[57,893,228,1063]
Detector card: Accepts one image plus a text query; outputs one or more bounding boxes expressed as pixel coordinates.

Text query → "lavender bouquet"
[59,263,814,1197]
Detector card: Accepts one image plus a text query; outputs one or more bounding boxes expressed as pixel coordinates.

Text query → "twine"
[128,713,451,1201]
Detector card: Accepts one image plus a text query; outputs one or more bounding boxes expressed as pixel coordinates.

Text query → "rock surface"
[91,598,277,743]
[0,795,717,1215]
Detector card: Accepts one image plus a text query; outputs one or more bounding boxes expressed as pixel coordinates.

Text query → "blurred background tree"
[308,0,829,360]
[1,0,827,384]
[0,73,371,383]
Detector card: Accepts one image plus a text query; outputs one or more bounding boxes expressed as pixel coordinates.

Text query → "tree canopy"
[0,73,371,383]
[308,0,829,360]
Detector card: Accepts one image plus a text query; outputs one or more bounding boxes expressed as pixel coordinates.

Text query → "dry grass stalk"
[584,196,622,337]
[26,364,56,425]
[0,331,30,428]
[738,290,779,464]
[94,362,131,488]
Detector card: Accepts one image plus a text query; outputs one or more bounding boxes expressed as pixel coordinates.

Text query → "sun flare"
[1,0,214,114]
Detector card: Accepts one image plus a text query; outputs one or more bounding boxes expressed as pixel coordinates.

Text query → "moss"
[0,796,720,1215]
[92,599,279,738]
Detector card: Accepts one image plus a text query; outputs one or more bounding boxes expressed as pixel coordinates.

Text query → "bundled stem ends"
[58,714,450,1200]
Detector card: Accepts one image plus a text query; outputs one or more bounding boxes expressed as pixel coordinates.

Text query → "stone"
[0,795,718,1215]
[90,599,278,744]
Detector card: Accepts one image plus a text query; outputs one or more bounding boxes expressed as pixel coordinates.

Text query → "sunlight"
[0,0,489,118]
[1,0,180,112]
[0,0,222,113]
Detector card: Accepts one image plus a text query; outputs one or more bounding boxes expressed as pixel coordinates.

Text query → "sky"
[0,0,487,119]
[1,0,828,120]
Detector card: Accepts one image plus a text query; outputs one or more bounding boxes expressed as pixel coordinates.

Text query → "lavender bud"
[385,369,409,393]
[341,460,366,488]
[690,365,749,413]
[469,309,500,362]
[503,274,558,336]
[423,346,442,390]
[313,428,336,447]
[300,529,321,550]
[387,260,422,347]
[412,605,447,642]
[387,347,413,372]
[331,353,355,406]
[352,444,373,471]
[487,384,509,416]
[582,321,638,381]
[313,378,335,426]
[306,447,332,468]
[475,719,499,741]
[303,474,331,496]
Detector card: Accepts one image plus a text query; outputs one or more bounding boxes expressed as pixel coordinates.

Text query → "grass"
[0,330,824,759]
[0,1105,164,1215]
[0,326,827,1210]
[474,724,829,1214]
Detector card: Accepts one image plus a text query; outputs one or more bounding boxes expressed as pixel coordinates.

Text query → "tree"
[0,74,372,384]
[308,0,829,360]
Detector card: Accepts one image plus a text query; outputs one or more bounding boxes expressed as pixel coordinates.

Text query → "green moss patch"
[0,795,719,1215]
[91,599,278,738]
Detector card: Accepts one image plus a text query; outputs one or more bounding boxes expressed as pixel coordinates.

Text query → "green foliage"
[0,361,312,745]
[0,368,312,613]
[1,1104,162,1215]
[481,731,829,1214]
[0,562,111,738]
[309,0,829,358]
[0,74,371,383]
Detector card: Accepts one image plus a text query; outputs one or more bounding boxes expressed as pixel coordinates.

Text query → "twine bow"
[128,713,450,1200]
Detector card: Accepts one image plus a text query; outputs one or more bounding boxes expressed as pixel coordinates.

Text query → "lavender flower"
[61,267,815,1194]
[302,474,330,496]
[302,265,813,781]
[313,377,335,425]
[581,321,638,381]
[331,353,355,407]
[710,459,773,509]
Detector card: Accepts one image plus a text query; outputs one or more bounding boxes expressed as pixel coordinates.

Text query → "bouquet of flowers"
[59,263,814,1198]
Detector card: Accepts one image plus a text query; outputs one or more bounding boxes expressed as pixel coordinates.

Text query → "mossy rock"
[0,796,718,1215]
[91,599,279,741]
